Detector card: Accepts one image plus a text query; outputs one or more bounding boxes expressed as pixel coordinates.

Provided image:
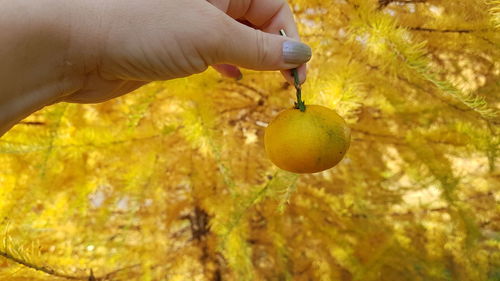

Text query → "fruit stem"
[279,29,306,112]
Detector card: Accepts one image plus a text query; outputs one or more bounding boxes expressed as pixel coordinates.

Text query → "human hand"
[0,0,311,135]
[63,0,312,103]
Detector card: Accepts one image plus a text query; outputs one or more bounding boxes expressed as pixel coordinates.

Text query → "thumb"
[213,18,312,71]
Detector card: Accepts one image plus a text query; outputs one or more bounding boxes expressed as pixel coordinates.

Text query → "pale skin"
[0,0,311,136]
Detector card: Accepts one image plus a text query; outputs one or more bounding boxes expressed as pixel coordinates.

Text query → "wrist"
[0,0,102,135]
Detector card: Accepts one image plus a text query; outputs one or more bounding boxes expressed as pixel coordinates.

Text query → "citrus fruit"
[264,105,350,173]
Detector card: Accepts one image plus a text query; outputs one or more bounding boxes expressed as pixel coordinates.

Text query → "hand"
[64,0,311,103]
[0,0,311,134]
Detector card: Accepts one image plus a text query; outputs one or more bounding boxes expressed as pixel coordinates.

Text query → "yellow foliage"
[0,0,499,280]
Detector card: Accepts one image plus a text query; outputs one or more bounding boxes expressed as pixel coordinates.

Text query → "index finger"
[208,0,307,84]
[244,1,307,84]
[208,0,299,38]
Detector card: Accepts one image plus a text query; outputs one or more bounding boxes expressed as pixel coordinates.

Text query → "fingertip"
[281,70,294,85]
[282,40,312,65]
[297,64,307,84]
[280,64,307,86]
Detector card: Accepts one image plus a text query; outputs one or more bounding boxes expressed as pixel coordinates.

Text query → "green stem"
[280,29,306,112]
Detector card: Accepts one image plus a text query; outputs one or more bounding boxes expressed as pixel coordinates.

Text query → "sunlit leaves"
[0,0,499,280]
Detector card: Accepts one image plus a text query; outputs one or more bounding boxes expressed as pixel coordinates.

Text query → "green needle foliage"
[0,0,498,280]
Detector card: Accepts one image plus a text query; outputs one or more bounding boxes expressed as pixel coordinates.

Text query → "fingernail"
[283,41,312,64]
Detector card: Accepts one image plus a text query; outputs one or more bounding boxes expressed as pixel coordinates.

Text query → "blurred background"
[0,0,499,280]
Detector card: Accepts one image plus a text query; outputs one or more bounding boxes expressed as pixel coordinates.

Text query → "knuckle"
[197,14,229,64]
[254,30,270,68]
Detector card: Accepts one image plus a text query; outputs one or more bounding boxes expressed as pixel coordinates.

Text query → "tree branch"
[407,26,491,33]
[0,250,85,280]
[379,0,426,9]
[18,121,46,126]
[352,128,466,146]
[0,249,140,281]
[362,62,480,116]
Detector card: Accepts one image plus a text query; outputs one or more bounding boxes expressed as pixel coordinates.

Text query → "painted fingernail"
[283,41,312,64]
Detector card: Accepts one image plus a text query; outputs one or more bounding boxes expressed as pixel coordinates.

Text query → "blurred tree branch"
[0,249,140,280]
[379,0,426,9]
[408,27,492,33]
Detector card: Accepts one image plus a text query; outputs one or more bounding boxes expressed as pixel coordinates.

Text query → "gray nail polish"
[283,41,312,64]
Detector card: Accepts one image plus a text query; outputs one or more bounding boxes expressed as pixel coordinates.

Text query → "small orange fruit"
[264,105,350,174]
